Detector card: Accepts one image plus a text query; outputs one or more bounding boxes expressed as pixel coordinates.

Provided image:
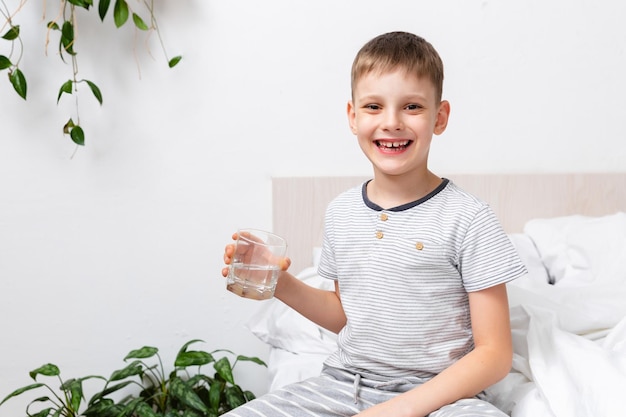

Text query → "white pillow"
[245,266,338,355]
[523,212,626,287]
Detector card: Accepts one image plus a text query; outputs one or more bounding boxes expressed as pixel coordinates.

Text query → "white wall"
[1,0,625,414]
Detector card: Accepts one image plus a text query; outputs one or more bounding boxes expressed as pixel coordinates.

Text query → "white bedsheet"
[488,213,626,417]
[486,279,626,417]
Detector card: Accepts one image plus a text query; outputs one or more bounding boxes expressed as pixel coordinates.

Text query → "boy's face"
[347,69,449,179]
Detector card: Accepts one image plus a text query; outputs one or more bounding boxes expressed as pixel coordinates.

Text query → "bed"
[246,173,626,417]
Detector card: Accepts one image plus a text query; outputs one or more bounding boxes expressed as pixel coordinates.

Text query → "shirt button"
[415,242,424,250]
[376,231,384,239]
[380,213,388,221]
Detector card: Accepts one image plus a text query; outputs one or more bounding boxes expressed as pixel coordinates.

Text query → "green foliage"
[0,54,11,69]
[168,55,183,68]
[9,66,27,98]
[113,0,129,28]
[1,23,19,40]
[1,0,182,149]
[0,340,266,417]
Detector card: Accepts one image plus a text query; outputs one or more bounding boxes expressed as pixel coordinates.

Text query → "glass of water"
[226,228,287,300]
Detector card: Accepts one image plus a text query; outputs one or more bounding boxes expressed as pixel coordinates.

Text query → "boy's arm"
[355,283,512,417]
[274,271,346,334]
[222,239,346,333]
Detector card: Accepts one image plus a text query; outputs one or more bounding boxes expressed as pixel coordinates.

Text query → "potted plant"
[0,339,266,417]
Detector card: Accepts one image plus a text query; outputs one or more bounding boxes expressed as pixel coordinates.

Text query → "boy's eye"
[405,104,421,110]
[364,104,381,110]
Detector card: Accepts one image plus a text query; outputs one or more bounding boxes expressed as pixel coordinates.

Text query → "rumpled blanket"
[486,282,626,417]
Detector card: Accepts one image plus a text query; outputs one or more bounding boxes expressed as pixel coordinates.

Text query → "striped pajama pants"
[224,367,508,417]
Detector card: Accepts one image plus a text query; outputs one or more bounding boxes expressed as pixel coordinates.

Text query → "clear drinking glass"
[226,228,287,300]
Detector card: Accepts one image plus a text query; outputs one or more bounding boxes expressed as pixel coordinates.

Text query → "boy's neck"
[366,170,442,209]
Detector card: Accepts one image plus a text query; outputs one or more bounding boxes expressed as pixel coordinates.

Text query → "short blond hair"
[351,31,444,103]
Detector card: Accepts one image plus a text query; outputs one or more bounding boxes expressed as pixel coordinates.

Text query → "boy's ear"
[434,100,450,135]
[347,100,357,134]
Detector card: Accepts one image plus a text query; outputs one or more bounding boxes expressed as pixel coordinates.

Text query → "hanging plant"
[0,0,182,149]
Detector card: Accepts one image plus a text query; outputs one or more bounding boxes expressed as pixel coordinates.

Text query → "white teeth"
[380,141,409,148]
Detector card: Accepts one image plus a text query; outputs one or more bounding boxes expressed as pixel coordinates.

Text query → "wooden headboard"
[272,173,626,274]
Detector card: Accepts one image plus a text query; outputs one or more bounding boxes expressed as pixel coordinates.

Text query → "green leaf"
[213,357,235,385]
[70,125,85,146]
[187,374,211,387]
[178,339,205,353]
[58,377,76,391]
[235,355,267,367]
[63,118,76,134]
[29,364,60,380]
[117,399,157,417]
[124,346,158,360]
[98,0,111,21]
[57,80,73,103]
[109,360,143,381]
[66,379,83,414]
[118,397,143,417]
[0,383,45,406]
[242,390,256,402]
[29,396,52,404]
[207,380,223,412]
[168,55,182,68]
[9,68,27,99]
[175,351,214,367]
[83,398,114,417]
[134,402,160,417]
[224,385,246,410]
[61,21,76,55]
[1,25,20,40]
[47,21,60,31]
[31,407,54,417]
[80,374,106,383]
[176,340,207,359]
[85,80,103,105]
[0,55,12,70]
[169,377,210,413]
[113,0,129,28]
[87,381,133,405]
[132,13,150,31]
[67,0,92,9]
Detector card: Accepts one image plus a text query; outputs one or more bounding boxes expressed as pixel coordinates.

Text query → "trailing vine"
[0,0,181,149]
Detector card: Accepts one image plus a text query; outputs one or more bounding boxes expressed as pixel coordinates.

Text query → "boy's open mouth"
[375,140,412,151]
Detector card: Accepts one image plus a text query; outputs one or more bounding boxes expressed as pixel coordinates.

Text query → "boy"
[221,31,526,417]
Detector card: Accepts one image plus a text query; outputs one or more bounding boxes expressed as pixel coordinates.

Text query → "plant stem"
[1,0,27,66]
[0,0,28,32]
[143,0,170,62]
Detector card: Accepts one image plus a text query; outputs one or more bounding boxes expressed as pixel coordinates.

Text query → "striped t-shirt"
[317,179,527,380]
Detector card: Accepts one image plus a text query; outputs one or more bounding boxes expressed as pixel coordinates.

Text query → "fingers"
[223,243,235,263]
[222,243,235,279]
[221,235,239,280]
[222,232,288,281]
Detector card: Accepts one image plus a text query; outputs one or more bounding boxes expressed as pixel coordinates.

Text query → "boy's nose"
[381,111,403,131]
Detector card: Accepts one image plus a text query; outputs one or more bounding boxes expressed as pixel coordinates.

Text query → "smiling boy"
[222,31,526,417]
